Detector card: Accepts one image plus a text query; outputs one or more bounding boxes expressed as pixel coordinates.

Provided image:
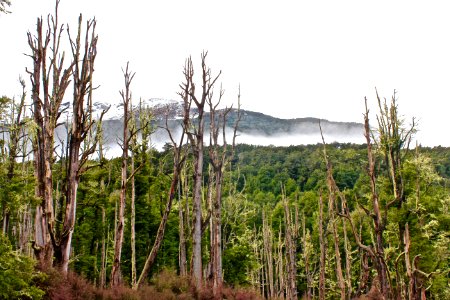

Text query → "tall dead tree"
[95,118,111,288]
[342,216,353,299]
[26,1,102,271]
[320,125,346,299]
[376,90,414,217]
[130,138,137,287]
[318,190,327,300]
[262,209,275,299]
[376,90,417,297]
[180,51,221,289]
[58,14,101,273]
[275,223,285,297]
[282,188,297,300]
[364,98,392,297]
[301,211,313,300]
[331,99,392,298]
[111,63,136,286]
[207,85,241,297]
[179,164,190,277]
[27,1,73,267]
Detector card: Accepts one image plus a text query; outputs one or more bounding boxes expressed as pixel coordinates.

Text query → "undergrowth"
[39,268,262,300]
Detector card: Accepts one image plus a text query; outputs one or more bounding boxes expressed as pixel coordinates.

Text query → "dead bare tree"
[275,223,285,297]
[325,99,392,298]
[26,1,103,272]
[95,118,111,288]
[282,187,297,300]
[342,215,353,299]
[207,84,241,297]
[27,1,69,267]
[363,98,392,297]
[179,164,191,277]
[318,190,327,300]
[178,174,187,276]
[129,101,138,288]
[301,211,313,300]
[58,14,102,273]
[402,223,435,300]
[376,90,415,217]
[320,124,346,299]
[179,51,221,289]
[376,90,418,298]
[111,63,136,286]
[262,209,275,299]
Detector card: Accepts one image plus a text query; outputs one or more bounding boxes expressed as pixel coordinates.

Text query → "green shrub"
[0,234,45,299]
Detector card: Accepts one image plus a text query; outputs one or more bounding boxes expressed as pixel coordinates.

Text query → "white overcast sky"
[1,0,449,146]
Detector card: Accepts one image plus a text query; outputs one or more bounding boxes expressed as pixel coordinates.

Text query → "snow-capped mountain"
[98,98,183,121]
[55,98,365,158]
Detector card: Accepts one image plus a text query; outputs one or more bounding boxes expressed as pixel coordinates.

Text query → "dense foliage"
[0,234,45,299]
[1,136,449,298]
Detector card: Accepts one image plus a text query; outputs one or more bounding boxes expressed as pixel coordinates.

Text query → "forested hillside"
[1,2,449,299]
[1,132,449,299]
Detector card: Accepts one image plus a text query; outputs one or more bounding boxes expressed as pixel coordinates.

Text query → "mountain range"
[56,98,365,158]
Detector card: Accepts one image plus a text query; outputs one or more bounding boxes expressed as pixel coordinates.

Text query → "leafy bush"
[0,233,45,299]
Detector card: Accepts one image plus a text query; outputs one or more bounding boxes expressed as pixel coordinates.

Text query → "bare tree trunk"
[60,15,99,273]
[27,1,102,272]
[302,212,312,300]
[329,197,346,299]
[320,111,393,298]
[376,90,417,299]
[262,210,274,299]
[343,218,353,299]
[210,167,228,297]
[320,124,346,299]
[404,223,416,300]
[110,137,126,285]
[97,124,108,289]
[283,192,297,300]
[275,226,284,298]
[206,165,214,281]
[250,226,261,294]
[364,98,391,297]
[178,177,187,276]
[130,147,137,288]
[318,191,326,300]
[207,87,241,298]
[256,230,264,297]
[179,167,190,277]
[111,63,135,286]
[99,207,107,288]
[179,52,221,290]
[191,140,204,289]
[27,12,57,269]
[357,250,371,297]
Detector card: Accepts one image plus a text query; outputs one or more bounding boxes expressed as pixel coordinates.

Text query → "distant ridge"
[55,98,365,157]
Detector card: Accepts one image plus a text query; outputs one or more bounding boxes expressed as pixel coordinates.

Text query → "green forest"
[1,1,449,299]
